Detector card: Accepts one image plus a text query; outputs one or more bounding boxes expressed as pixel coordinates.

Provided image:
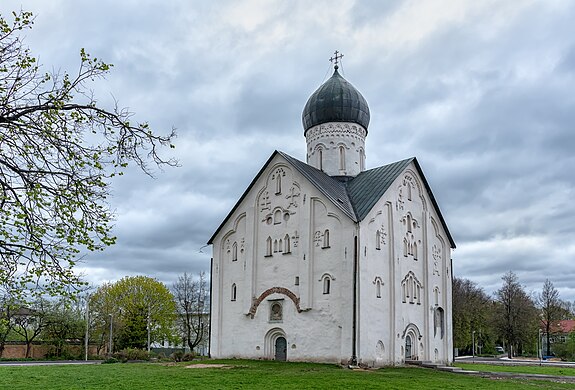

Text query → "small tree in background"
[452,277,494,354]
[494,271,538,358]
[11,298,50,358]
[172,272,209,354]
[536,279,563,356]
[91,276,177,351]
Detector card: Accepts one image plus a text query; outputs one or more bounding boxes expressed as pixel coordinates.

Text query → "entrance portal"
[275,336,287,361]
[405,335,412,360]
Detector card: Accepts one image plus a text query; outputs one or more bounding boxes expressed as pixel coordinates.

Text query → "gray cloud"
[2,0,575,302]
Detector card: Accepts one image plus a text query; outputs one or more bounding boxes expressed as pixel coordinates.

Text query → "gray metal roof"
[302,68,370,134]
[209,151,455,248]
[347,158,414,221]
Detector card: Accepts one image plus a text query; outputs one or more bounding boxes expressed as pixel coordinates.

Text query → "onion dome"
[302,66,370,134]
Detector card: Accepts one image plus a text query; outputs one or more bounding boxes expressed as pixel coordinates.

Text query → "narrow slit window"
[266,237,272,257]
[323,277,331,294]
[323,229,330,248]
[231,283,237,301]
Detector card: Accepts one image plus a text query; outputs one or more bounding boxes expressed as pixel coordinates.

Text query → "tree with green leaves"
[536,279,563,356]
[172,272,209,354]
[42,298,85,358]
[452,277,494,355]
[11,298,49,358]
[91,276,177,352]
[0,10,176,299]
[493,271,538,358]
[0,292,16,357]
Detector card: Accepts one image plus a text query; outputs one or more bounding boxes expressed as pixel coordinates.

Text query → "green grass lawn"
[1,360,574,389]
[455,362,575,377]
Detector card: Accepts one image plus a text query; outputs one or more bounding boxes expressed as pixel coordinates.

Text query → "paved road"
[456,355,575,368]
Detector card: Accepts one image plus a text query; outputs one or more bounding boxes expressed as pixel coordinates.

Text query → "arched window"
[274,209,282,224]
[403,238,408,257]
[231,283,237,301]
[339,145,345,170]
[266,237,272,257]
[376,230,381,250]
[284,234,291,253]
[322,229,330,248]
[275,173,282,194]
[412,242,418,260]
[407,183,412,201]
[318,148,323,171]
[359,148,365,171]
[434,308,445,339]
[433,287,440,306]
[273,239,278,253]
[376,280,382,298]
[323,277,331,295]
[278,239,283,253]
[406,214,412,233]
[232,242,238,261]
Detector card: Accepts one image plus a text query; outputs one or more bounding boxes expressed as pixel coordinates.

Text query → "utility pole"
[84,294,90,361]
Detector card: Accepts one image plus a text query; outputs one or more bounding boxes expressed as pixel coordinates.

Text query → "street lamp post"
[109,314,113,356]
[539,329,543,366]
[147,305,151,353]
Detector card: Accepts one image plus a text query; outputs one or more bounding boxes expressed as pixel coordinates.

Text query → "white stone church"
[208,61,455,366]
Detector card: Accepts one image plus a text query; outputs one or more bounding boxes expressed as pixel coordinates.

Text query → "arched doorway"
[275,336,287,361]
[405,335,412,360]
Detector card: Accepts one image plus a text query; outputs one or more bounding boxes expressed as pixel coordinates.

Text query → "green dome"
[302,68,370,134]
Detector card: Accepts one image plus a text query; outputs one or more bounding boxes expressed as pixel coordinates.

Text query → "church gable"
[349,158,455,249]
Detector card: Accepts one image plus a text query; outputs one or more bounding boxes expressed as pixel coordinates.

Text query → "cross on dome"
[329,50,344,69]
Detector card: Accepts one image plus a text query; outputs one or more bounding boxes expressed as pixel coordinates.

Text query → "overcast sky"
[3,1,574,302]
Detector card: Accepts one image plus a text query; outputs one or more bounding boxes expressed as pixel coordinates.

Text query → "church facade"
[208,63,455,366]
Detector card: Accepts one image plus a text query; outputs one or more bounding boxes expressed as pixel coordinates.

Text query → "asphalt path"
[456,355,575,368]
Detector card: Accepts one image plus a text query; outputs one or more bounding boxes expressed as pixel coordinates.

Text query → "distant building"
[208,60,455,366]
[542,319,575,355]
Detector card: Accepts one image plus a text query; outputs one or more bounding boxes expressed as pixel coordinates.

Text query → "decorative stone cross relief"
[259,191,271,212]
[314,231,323,247]
[378,225,387,246]
[432,244,441,276]
[396,189,405,211]
[285,186,300,209]
[292,231,299,248]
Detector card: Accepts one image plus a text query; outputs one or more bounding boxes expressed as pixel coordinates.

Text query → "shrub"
[182,352,195,362]
[171,351,184,362]
[113,348,150,362]
[102,357,119,364]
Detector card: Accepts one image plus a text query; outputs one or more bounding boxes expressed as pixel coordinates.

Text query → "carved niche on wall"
[400,213,421,260]
[401,271,423,305]
[396,172,427,211]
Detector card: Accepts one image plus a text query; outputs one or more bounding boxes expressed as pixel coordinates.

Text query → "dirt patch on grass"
[185,364,235,369]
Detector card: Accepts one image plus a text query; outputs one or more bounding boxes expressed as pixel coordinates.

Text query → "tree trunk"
[25,342,32,358]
